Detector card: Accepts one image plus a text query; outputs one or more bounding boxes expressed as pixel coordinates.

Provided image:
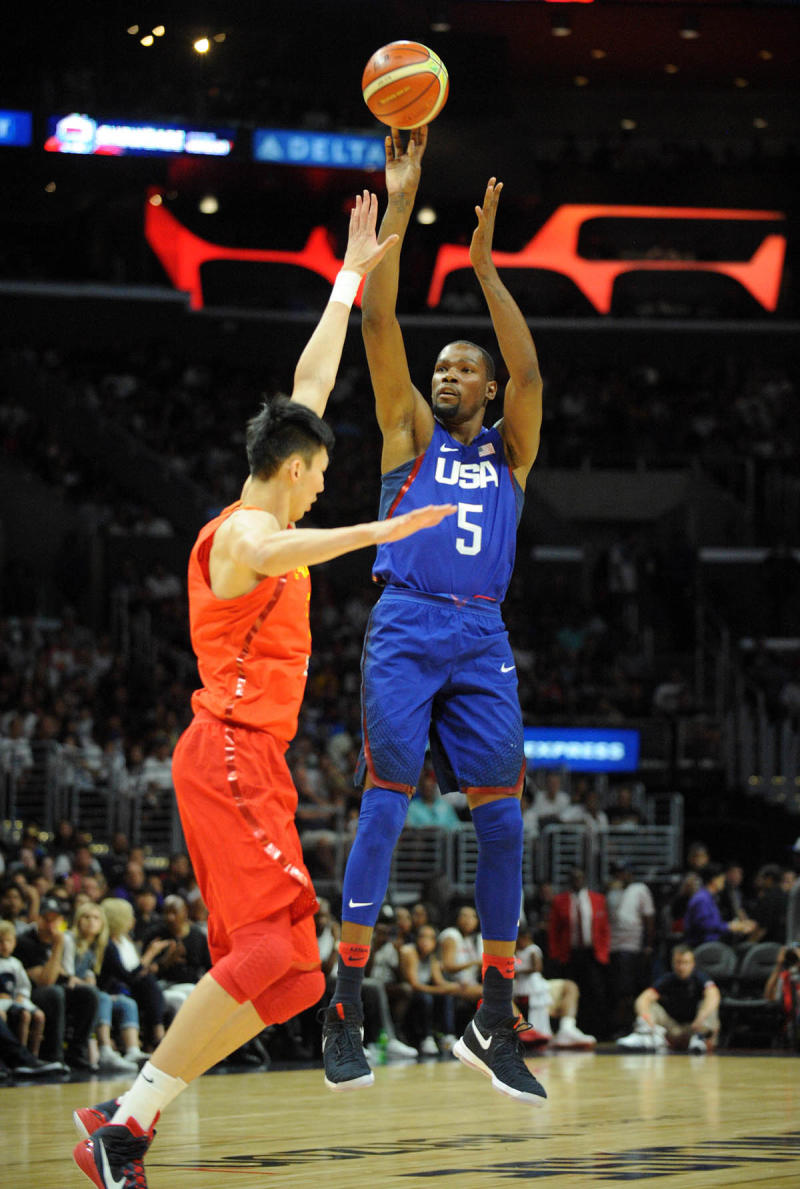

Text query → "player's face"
[431,343,491,422]
[0,932,14,957]
[291,447,329,521]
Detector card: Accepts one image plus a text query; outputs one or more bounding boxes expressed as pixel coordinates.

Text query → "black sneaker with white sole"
[453,1014,548,1105]
[320,1002,375,1091]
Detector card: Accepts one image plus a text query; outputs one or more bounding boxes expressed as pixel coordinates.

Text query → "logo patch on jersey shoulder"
[292,566,310,581]
[478,442,495,457]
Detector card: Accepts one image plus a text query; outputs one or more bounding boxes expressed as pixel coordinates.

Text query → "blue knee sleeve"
[341,788,409,926]
[472,798,523,941]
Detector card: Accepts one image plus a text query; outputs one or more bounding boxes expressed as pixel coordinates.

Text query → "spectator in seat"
[145,895,211,1014]
[399,924,473,1055]
[531,770,570,826]
[763,944,800,1043]
[14,896,100,1071]
[684,862,756,949]
[0,918,45,1055]
[70,901,145,1073]
[100,898,169,1050]
[548,867,610,1040]
[618,944,720,1054]
[717,859,746,922]
[1,882,36,935]
[406,768,462,831]
[437,905,483,1042]
[606,784,644,828]
[749,864,789,944]
[514,926,595,1047]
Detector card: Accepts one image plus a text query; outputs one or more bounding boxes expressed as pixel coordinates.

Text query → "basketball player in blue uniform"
[322,127,546,1105]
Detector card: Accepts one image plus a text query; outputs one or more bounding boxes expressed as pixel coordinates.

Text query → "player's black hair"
[440,339,496,382]
[699,861,724,885]
[246,396,334,480]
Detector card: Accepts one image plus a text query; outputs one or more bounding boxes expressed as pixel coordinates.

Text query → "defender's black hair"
[246,396,334,479]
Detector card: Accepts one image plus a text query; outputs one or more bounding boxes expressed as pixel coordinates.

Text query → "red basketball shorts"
[171,710,319,970]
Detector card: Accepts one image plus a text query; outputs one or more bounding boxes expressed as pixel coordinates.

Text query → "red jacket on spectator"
[548,890,610,965]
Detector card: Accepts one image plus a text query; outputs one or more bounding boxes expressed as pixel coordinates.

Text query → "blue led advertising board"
[524,727,640,773]
[45,113,235,157]
[253,128,385,169]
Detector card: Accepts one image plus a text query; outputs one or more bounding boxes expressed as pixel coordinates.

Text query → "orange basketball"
[362,41,449,130]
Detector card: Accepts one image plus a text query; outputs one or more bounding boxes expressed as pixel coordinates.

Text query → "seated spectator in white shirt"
[532,770,570,825]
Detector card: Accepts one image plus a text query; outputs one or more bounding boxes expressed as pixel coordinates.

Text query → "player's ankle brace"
[341,787,409,926]
[211,912,293,1003]
[471,798,523,940]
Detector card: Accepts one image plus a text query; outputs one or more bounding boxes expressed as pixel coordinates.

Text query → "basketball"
[362,41,449,130]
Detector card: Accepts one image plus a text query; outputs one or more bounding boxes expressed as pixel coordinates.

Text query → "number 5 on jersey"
[456,502,482,555]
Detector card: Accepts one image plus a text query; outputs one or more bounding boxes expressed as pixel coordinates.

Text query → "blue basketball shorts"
[356,587,525,795]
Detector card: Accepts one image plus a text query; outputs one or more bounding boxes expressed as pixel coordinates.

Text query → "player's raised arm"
[470,178,543,486]
[361,128,434,470]
[291,191,398,417]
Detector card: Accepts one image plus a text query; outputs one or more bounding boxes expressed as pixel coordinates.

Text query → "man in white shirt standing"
[607,862,655,1036]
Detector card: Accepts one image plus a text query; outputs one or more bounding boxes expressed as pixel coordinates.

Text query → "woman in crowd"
[71,901,148,1073]
[99,898,169,1051]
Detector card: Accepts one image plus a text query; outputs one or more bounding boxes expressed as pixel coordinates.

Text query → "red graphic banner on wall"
[427,205,787,313]
[144,192,787,313]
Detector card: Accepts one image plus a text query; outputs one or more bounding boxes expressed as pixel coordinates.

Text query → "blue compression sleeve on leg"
[341,787,409,926]
[471,798,524,941]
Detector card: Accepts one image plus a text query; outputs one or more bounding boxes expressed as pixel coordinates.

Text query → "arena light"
[416,206,438,225]
[679,14,700,40]
[140,34,154,47]
[198,195,219,215]
[551,13,572,37]
[193,37,210,54]
[152,25,165,37]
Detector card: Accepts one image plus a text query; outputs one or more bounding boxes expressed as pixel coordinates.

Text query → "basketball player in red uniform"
[71,192,455,1189]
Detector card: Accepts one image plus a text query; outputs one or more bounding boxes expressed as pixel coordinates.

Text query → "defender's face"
[431,343,491,422]
[291,447,329,522]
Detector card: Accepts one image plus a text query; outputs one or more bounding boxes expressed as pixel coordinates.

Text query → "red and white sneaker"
[73,1098,121,1139]
[73,1117,155,1189]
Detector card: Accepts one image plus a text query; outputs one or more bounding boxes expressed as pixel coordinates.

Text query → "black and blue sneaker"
[321,1002,375,1091]
[73,1117,155,1188]
[453,1014,548,1105]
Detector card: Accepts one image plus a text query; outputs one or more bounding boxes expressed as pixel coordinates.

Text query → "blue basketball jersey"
[373,419,524,603]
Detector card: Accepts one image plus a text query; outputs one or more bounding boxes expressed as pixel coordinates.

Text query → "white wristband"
[328,270,361,308]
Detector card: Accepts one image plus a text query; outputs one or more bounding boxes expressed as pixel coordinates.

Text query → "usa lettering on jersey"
[434,457,499,490]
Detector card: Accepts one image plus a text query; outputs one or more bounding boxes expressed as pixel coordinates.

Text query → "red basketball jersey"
[187,502,311,744]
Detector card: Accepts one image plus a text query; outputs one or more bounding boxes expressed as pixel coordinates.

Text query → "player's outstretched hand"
[342,191,400,277]
[470,177,503,281]
[385,125,428,197]
[372,502,456,544]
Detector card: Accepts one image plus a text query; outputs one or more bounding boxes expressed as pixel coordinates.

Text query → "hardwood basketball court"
[6,1051,799,1187]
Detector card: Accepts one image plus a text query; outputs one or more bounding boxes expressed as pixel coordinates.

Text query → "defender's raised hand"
[385,125,428,198]
[342,191,399,276]
[470,177,504,280]
[372,502,456,544]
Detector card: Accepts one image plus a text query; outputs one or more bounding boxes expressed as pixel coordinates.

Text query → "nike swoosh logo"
[472,1021,493,1051]
[142,1074,154,1084]
[348,899,374,909]
[440,446,458,452]
[98,1138,126,1189]
[501,663,515,673]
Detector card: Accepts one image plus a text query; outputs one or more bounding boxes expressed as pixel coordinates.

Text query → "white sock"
[559,1016,576,1031]
[112,1061,187,1131]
